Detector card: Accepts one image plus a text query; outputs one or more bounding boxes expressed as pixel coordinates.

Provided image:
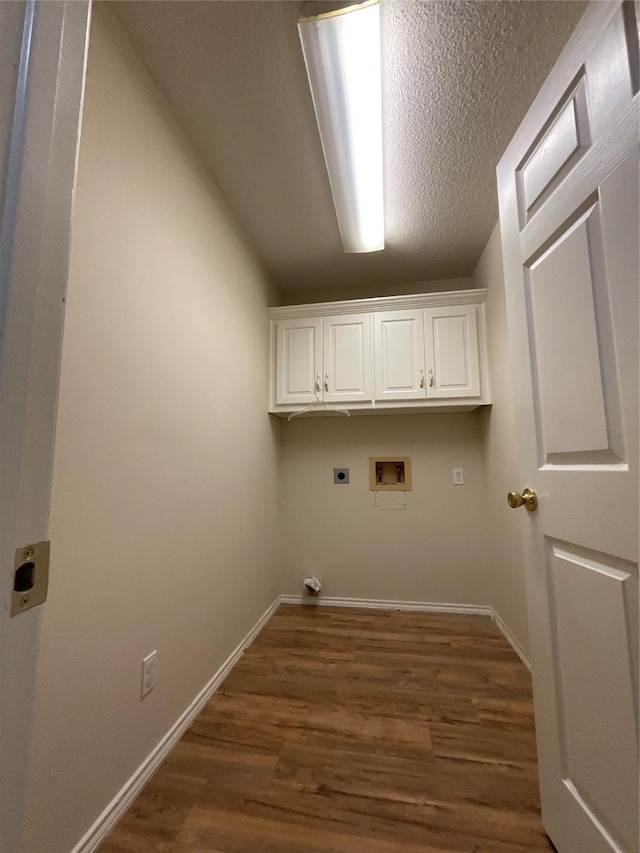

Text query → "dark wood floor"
[100,604,552,853]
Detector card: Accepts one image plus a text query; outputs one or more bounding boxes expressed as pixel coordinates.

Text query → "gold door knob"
[507,488,538,512]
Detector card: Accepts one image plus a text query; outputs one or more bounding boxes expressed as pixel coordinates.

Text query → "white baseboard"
[280,594,531,669]
[71,593,281,853]
[73,591,529,851]
[279,594,493,617]
[491,608,531,670]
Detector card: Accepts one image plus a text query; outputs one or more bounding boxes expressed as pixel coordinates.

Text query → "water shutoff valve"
[303,575,322,596]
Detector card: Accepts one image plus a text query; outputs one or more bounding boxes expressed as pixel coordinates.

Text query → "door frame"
[0,2,91,850]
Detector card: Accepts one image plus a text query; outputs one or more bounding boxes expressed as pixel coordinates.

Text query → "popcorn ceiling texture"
[112,0,585,294]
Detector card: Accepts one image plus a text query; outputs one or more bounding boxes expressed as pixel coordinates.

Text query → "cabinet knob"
[419,369,425,389]
[428,368,434,387]
[324,373,329,392]
[315,374,321,394]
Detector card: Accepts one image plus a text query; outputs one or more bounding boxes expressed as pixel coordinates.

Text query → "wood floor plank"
[100,606,552,853]
[273,744,541,810]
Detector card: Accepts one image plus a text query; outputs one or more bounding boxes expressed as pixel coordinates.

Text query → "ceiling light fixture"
[298,0,384,254]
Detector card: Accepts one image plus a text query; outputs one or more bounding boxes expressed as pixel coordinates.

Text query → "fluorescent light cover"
[298,1,384,253]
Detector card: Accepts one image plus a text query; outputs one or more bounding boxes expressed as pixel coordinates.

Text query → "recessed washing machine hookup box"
[369,458,412,491]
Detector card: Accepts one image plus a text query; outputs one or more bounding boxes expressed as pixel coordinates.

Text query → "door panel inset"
[518,75,590,228]
[333,326,361,391]
[286,328,315,394]
[522,97,579,208]
[526,203,623,466]
[384,322,416,389]
[585,6,636,141]
[275,319,321,404]
[548,541,639,851]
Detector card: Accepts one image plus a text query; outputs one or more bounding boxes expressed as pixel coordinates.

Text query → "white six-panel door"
[498,3,639,851]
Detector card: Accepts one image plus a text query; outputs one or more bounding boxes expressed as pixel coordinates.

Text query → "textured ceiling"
[111,0,586,295]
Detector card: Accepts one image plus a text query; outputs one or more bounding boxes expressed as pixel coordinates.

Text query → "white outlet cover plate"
[141,650,157,698]
[453,468,464,485]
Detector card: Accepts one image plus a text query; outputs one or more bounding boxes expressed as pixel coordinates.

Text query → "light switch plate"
[141,651,157,699]
[453,468,464,485]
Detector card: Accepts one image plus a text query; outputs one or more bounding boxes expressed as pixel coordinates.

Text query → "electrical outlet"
[453,468,464,485]
[141,651,157,699]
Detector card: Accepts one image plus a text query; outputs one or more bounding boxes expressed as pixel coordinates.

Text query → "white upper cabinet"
[275,314,372,406]
[424,305,481,398]
[275,318,321,405]
[374,310,426,400]
[269,290,490,416]
[323,313,373,403]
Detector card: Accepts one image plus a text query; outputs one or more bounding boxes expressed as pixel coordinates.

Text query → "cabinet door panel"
[374,311,426,400]
[425,305,481,398]
[323,313,372,403]
[275,318,321,405]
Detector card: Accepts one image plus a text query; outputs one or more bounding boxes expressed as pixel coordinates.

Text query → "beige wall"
[279,230,531,656]
[279,230,531,643]
[281,413,490,606]
[26,7,281,852]
[475,223,530,654]
[283,276,474,306]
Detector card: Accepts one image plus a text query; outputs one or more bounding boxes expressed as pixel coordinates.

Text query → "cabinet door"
[374,310,426,400]
[323,313,373,403]
[275,318,321,405]
[424,305,481,398]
